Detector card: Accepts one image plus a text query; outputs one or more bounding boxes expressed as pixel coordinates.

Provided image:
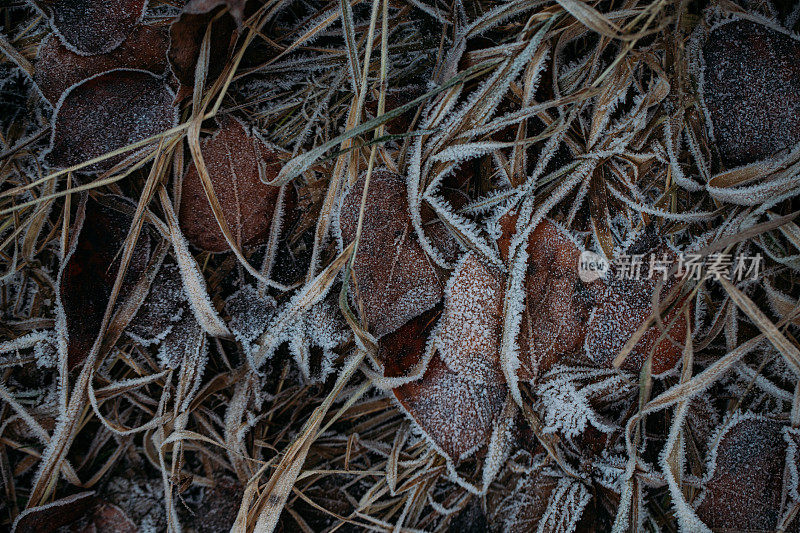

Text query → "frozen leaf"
[382,310,507,460]
[46,69,177,173]
[338,170,444,337]
[59,196,152,369]
[35,25,169,104]
[225,284,277,350]
[696,413,789,531]
[178,115,283,252]
[12,491,96,533]
[496,469,591,533]
[127,263,186,347]
[499,215,595,380]
[157,303,203,369]
[435,252,506,384]
[78,502,138,533]
[697,17,800,166]
[168,0,246,89]
[33,0,147,55]
[584,274,687,375]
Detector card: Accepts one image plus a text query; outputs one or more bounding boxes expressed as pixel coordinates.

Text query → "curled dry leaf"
[33,0,146,55]
[436,252,506,384]
[59,196,151,369]
[35,26,169,104]
[168,0,246,90]
[46,69,177,172]
[697,16,800,166]
[178,115,283,252]
[696,414,793,531]
[338,170,444,338]
[381,309,507,460]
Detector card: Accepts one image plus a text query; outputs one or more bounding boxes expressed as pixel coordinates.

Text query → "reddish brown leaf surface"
[497,214,595,379]
[699,18,800,166]
[34,0,147,55]
[168,0,246,90]
[436,252,506,384]
[338,170,444,338]
[35,26,169,104]
[584,274,687,375]
[380,310,507,460]
[12,491,96,533]
[78,503,138,533]
[178,115,283,252]
[46,69,177,172]
[59,197,151,369]
[696,416,790,531]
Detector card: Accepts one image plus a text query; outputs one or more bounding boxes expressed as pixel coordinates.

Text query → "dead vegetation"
[1,0,800,531]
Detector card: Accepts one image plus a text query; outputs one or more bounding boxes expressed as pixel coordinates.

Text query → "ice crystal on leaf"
[435,252,506,385]
[32,0,146,55]
[696,412,794,531]
[337,170,445,338]
[380,310,507,461]
[35,26,169,105]
[178,115,284,253]
[46,69,177,173]
[692,12,800,166]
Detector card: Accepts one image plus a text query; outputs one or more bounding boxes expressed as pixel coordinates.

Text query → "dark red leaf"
[584,274,687,375]
[698,18,800,166]
[46,69,177,173]
[34,0,147,55]
[167,0,246,90]
[35,25,169,104]
[59,196,151,369]
[338,170,444,338]
[696,415,788,531]
[12,491,96,533]
[178,115,283,252]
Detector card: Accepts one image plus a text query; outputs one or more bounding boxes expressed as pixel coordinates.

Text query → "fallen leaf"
[168,0,246,90]
[178,115,283,252]
[59,196,151,369]
[435,252,506,384]
[338,170,444,337]
[696,414,789,531]
[33,0,147,55]
[497,214,595,380]
[46,69,177,172]
[697,16,800,166]
[381,310,507,460]
[12,491,96,533]
[35,25,169,104]
[79,502,138,533]
[585,274,687,375]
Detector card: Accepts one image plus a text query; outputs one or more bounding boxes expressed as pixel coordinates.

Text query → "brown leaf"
[12,491,96,533]
[167,0,246,89]
[381,310,507,460]
[698,17,800,166]
[585,274,687,375]
[338,170,444,338]
[178,115,283,252]
[497,214,595,379]
[35,25,169,104]
[436,252,506,384]
[696,415,789,531]
[79,502,138,533]
[59,196,152,369]
[46,69,177,172]
[34,0,147,55]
